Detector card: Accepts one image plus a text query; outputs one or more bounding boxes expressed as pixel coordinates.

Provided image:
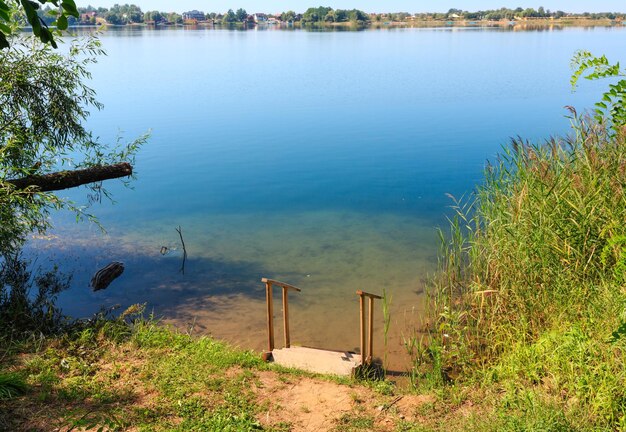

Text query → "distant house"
[183,10,205,21]
[80,11,97,22]
[253,13,268,23]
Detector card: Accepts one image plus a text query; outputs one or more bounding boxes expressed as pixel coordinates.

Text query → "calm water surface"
[31,26,626,368]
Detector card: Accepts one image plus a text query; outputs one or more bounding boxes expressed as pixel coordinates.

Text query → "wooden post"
[359,293,366,366]
[266,280,274,352]
[262,278,301,355]
[368,296,374,364]
[282,287,290,348]
[356,290,382,366]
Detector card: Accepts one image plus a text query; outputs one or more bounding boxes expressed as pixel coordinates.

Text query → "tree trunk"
[6,162,133,192]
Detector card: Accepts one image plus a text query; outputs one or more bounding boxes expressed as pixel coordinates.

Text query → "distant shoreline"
[64,17,624,30]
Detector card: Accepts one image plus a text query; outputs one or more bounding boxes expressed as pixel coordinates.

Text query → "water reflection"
[69,20,624,36]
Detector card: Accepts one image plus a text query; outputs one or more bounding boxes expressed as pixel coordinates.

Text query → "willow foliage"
[0,35,145,254]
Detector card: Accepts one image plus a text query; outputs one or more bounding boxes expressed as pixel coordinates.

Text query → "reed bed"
[416,113,626,430]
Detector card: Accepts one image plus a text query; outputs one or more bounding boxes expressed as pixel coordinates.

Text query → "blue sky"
[77,1,626,14]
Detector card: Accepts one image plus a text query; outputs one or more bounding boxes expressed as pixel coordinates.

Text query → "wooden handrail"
[356,290,382,366]
[262,279,382,370]
[356,290,382,299]
[263,278,302,353]
[262,278,302,292]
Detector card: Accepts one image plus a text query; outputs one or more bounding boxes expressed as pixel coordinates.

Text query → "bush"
[0,254,71,336]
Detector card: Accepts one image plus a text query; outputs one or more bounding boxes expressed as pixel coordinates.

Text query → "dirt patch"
[254,372,372,430]
[252,371,434,431]
[393,394,436,421]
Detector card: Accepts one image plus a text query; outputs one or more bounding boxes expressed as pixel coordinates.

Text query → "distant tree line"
[35,4,184,26]
[32,4,625,27]
[386,7,622,21]
[300,7,369,24]
[221,9,249,24]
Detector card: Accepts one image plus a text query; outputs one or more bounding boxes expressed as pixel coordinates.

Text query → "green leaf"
[0,4,9,22]
[21,0,39,29]
[56,14,67,30]
[609,321,626,343]
[61,0,79,17]
[0,31,8,49]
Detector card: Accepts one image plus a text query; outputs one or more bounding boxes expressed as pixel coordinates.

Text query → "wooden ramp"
[262,278,382,377]
[271,347,362,376]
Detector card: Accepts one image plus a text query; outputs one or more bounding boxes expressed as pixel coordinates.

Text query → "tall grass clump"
[0,371,27,400]
[416,54,626,430]
[449,116,626,353]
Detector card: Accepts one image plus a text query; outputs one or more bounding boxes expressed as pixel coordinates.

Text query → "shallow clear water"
[30,25,626,368]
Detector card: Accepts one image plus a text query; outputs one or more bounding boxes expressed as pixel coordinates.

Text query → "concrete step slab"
[271,346,362,376]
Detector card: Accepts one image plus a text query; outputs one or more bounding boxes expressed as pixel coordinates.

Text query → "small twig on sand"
[175,226,187,275]
[377,395,403,416]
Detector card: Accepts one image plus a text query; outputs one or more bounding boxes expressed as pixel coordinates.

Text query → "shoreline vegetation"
[32,4,626,29]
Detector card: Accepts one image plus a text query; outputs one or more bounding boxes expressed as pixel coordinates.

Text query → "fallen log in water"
[6,163,133,193]
[91,262,125,291]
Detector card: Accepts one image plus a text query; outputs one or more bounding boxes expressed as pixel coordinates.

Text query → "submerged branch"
[176,226,188,275]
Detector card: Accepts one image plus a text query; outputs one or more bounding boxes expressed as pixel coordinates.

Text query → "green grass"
[0,370,27,400]
[0,315,270,430]
[333,413,375,431]
[1,313,412,431]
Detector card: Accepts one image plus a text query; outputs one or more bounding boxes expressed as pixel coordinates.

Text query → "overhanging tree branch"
[6,162,133,192]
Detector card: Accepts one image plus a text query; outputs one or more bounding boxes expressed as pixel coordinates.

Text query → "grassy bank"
[1,312,441,431]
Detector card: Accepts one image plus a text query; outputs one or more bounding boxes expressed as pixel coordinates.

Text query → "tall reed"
[419,114,626,428]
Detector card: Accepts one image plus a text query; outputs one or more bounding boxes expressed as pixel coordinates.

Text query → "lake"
[29,24,626,369]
